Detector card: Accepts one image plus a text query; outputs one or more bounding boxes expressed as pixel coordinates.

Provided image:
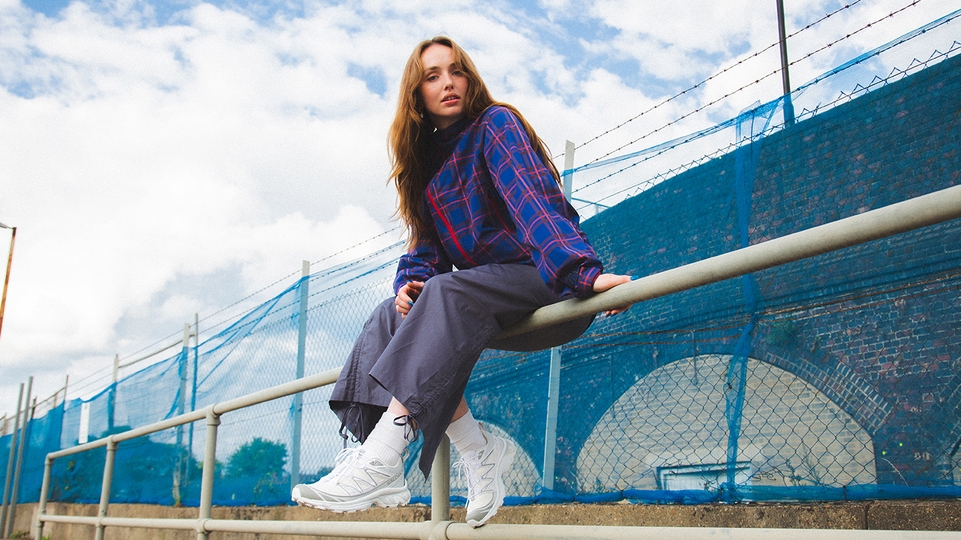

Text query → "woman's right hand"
[593,273,634,316]
[395,281,425,318]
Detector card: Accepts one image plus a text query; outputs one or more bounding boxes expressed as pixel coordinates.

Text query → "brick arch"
[576,354,876,493]
[751,336,893,437]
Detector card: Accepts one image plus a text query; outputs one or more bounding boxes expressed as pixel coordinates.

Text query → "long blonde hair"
[388,36,561,248]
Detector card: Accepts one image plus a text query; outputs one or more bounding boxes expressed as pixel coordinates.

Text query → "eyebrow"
[423,62,459,73]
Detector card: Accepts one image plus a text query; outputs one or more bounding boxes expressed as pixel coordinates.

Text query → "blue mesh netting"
[2,9,960,509]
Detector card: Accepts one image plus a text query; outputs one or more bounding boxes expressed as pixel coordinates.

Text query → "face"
[419,43,468,130]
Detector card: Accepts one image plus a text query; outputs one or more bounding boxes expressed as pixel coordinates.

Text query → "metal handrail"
[34,183,961,540]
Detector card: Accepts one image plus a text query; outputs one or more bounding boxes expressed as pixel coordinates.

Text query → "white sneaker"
[454,426,516,527]
[291,447,410,512]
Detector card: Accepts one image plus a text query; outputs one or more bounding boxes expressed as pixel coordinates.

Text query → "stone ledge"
[9,499,961,539]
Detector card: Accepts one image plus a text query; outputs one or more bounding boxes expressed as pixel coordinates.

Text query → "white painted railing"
[35,184,961,540]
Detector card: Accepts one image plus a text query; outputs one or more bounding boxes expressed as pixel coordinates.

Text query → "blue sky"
[1,0,958,416]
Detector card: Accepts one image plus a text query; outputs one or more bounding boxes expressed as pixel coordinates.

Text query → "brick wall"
[469,51,961,494]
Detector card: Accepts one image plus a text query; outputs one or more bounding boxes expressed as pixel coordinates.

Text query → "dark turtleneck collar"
[431,115,472,145]
[426,115,473,180]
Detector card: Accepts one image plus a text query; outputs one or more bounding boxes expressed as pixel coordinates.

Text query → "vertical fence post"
[4,377,32,539]
[542,140,576,491]
[0,382,24,535]
[174,324,191,505]
[197,407,220,540]
[95,438,118,540]
[35,456,53,540]
[108,355,119,432]
[187,313,199,496]
[776,0,795,126]
[431,435,450,523]
[291,260,310,491]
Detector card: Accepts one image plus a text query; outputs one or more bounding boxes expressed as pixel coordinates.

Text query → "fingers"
[594,273,635,316]
[395,281,425,318]
[592,273,632,293]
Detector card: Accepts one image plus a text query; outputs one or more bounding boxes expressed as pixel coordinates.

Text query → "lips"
[442,94,460,103]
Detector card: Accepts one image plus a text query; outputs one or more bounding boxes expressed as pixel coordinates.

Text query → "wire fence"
[2,6,960,513]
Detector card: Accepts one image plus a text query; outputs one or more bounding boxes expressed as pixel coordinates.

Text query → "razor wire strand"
[578,0,925,169]
[555,0,880,162]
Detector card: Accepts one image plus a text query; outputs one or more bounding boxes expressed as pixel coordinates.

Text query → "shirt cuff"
[574,265,603,298]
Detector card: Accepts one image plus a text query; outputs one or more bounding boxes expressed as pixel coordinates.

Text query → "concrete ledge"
[10,499,961,539]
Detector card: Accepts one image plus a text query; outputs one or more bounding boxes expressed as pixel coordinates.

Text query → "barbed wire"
[562,0,870,163]
[580,0,922,166]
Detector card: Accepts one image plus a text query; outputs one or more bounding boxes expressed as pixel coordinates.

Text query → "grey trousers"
[329,263,595,478]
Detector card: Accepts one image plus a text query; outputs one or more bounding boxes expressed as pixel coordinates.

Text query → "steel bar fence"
[31,183,961,540]
[31,514,961,539]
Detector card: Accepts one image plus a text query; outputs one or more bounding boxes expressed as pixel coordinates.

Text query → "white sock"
[446,410,488,457]
[362,411,411,466]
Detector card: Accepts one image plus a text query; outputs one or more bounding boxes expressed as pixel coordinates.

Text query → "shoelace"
[339,404,367,448]
[452,453,483,499]
[393,414,420,443]
[326,447,365,482]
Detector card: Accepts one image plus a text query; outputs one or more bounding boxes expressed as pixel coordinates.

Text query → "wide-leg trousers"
[329,263,595,478]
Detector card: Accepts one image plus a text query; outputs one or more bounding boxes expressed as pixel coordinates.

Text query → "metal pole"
[0,225,16,343]
[291,260,309,491]
[0,382,23,535]
[108,354,118,432]
[34,456,53,540]
[7,395,35,537]
[4,377,32,539]
[174,323,191,506]
[29,185,961,540]
[542,140,576,491]
[197,408,221,540]
[431,435,450,523]
[36,515,961,539]
[187,313,199,496]
[95,438,118,540]
[776,0,796,126]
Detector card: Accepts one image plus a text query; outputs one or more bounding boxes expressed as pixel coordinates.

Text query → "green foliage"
[223,437,289,503]
[225,437,287,479]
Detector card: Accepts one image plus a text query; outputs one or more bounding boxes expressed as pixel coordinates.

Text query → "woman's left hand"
[593,273,634,316]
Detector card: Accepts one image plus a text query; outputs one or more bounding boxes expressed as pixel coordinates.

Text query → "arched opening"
[577,354,876,493]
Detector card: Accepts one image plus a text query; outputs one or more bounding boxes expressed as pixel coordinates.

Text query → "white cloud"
[1,0,956,416]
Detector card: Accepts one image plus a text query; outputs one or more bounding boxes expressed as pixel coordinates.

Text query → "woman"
[291,36,632,528]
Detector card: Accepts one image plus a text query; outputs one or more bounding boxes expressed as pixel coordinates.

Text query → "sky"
[1,0,958,419]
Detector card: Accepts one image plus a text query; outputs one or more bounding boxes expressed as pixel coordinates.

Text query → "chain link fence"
[2,8,960,511]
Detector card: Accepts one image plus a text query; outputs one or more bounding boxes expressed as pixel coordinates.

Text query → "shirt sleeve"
[393,231,454,294]
[481,106,603,297]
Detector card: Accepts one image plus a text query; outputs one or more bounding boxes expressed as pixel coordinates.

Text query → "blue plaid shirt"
[394,106,603,299]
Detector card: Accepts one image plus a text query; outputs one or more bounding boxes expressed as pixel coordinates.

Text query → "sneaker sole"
[292,486,411,513]
[466,438,516,528]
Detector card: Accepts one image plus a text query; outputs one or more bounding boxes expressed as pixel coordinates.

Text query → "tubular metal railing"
[34,183,961,540]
